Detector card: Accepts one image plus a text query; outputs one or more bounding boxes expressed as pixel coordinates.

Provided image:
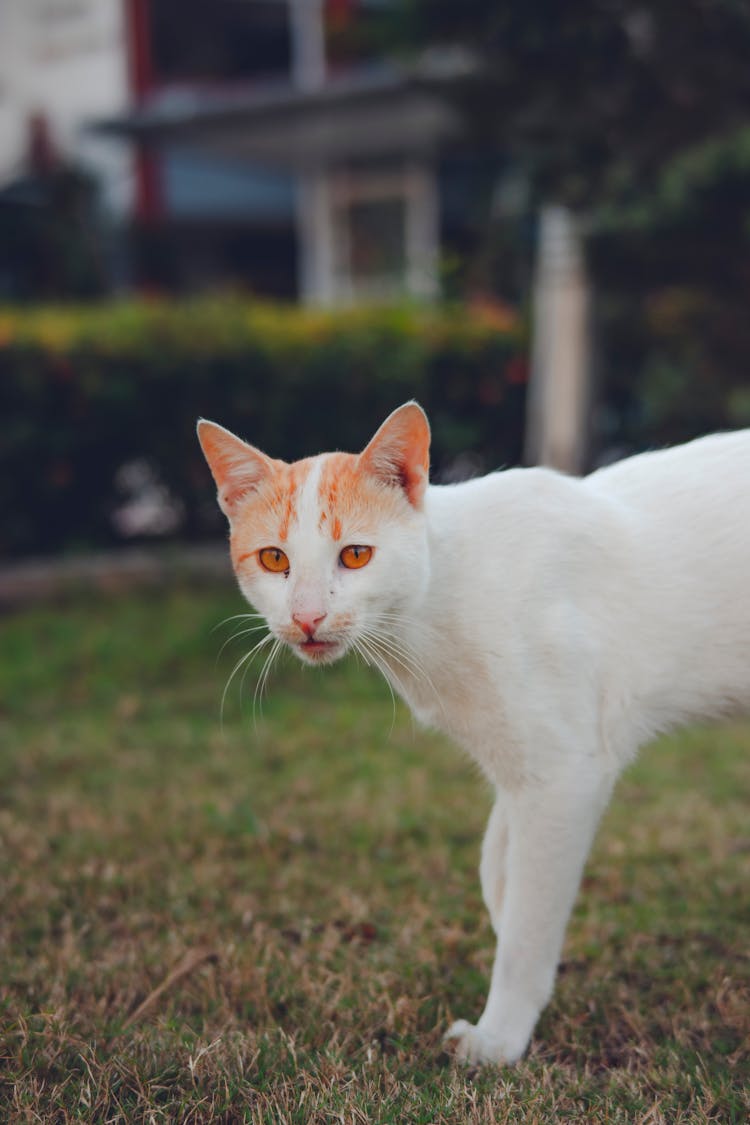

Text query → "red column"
[123,0,162,222]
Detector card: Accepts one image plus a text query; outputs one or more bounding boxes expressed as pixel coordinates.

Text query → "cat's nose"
[292,611,327,638]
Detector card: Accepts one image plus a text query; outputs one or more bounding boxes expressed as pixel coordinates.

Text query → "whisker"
[372,612,437,646]
[361,633,413,691]
[370,614,438,657]
[220,632,274,728]
[361,633,413,693]
[364,622,448,725]
[371,614,438,665]
[365,627,428,681]
[212,612,266,634]
[215,624,268,662]
[354,636,398,735]
[253,637,283,728]
[366,627,424,668]
[351,638,374,669]
[240,633,272,707]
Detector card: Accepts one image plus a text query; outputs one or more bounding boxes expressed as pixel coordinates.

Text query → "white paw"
[444,1019,527,1066]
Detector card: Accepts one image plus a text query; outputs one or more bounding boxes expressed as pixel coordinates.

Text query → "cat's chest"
[377,621,530,787]
[383,636,518,773]
[399,652,487,728]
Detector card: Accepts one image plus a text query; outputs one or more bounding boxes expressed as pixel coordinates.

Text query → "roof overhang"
[92,52,474,169]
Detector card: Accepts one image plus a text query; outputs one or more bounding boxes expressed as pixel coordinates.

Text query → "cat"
[197,401,750,1065]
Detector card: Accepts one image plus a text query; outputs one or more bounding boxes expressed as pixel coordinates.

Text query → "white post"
[525,204,591,474]
[289,0,326,92]
[297,167,336,305]
[405,160,440,300]
[288,0,333,303]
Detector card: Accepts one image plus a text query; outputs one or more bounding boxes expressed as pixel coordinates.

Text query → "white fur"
[428,431,750,1063]
[218,421,750,1065]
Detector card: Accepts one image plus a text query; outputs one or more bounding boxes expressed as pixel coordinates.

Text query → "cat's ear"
[197,419,275,520]
[359,401,430,509]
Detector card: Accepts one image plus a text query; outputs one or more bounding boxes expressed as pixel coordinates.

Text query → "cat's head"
[197,402,431,666]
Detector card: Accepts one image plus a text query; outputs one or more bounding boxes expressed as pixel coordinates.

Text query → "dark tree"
[395,0,750,210]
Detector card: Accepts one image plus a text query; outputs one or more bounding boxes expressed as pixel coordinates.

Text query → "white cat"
[198,401,750,1065]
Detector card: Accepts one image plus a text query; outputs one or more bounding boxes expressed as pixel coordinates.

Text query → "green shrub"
[0,299,527,558]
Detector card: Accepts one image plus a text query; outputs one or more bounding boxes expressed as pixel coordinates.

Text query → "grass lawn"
[0,583,748,1123]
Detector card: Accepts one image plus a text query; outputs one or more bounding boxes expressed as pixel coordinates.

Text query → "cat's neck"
[375,486,488,730]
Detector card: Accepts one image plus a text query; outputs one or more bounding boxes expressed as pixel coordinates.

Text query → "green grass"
[1,585,748,1123]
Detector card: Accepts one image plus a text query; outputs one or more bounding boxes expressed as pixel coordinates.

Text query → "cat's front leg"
[479,795,508,936]
[446,769,615,1065]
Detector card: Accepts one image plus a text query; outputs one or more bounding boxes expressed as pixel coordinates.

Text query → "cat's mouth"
[294,636,346,665]
[280,618,354,665]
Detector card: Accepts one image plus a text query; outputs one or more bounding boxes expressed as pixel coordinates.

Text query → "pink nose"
[292,611,326,638]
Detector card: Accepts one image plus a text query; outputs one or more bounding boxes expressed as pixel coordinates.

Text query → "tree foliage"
[397,0,750,210]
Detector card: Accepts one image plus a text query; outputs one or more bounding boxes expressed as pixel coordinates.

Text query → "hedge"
[0,299,527,558]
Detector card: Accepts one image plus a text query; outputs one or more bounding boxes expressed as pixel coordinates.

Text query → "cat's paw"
[444,1019,525,1066]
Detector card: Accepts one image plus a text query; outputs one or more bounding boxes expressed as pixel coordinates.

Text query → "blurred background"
[4,11,750,1114]
[2,0,750,572]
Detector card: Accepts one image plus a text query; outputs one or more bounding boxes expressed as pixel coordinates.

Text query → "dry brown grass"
[1,587,748,1122]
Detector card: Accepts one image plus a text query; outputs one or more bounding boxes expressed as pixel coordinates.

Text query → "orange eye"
[339,545,373,570]
[258,547,290,574]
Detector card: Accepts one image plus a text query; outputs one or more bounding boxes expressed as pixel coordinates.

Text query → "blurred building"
[97,0,477,303]
[0,1,590,470]
[0,0,134,296]
[0,0,484,303]
[0,0,131,209]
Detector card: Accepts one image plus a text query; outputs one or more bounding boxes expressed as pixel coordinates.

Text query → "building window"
[328,162,438,302]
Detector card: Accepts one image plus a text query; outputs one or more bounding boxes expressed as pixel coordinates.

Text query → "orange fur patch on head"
[315,449,416,543]
[229,457,315,568]
[317,453,360,540]
[270,459,316,542]
[278,473,298,542]
[227,414,426,571]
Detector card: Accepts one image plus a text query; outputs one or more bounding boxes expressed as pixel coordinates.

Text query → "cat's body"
[198,404,750,1065]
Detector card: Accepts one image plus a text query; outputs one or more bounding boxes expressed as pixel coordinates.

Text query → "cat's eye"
[339,545,373,570]
[258,547,290,574]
